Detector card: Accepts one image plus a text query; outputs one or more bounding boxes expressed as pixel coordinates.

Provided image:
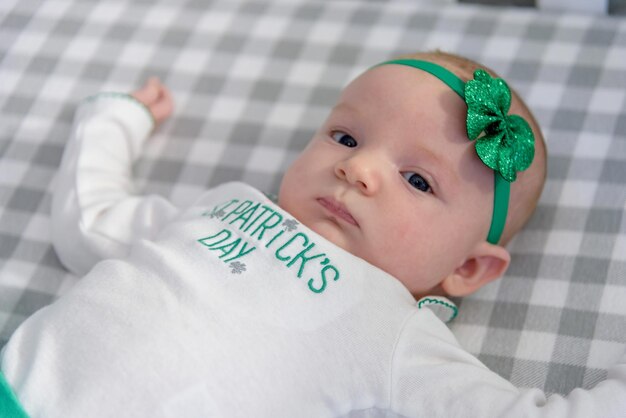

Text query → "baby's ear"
[441,242,510,297]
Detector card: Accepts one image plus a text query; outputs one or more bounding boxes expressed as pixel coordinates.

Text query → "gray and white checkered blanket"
[1,0,625,397]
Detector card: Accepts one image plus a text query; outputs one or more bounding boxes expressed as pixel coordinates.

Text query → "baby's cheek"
[382,219,415,244]
[366,229,410,264]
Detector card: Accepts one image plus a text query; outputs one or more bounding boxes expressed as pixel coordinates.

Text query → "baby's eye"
[402,172,432,193]
[331,131,358,148]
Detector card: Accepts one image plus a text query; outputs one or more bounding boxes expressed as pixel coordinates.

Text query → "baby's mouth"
[317,197,359,226]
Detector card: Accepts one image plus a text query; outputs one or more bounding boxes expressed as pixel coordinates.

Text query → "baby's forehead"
[341,65,468,114]
[335,66,470,143]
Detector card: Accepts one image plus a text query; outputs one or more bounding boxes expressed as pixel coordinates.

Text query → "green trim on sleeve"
[416,296,458,323]
[0,371,29,418]
[84,92,156,127]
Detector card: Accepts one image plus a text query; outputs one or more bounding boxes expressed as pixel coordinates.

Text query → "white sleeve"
[390,309,626,417]
[51,93,180,276]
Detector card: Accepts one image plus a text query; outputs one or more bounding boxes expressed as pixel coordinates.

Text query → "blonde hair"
[396,50,547,245]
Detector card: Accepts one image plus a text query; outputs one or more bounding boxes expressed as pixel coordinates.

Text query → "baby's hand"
[131,77,174,126]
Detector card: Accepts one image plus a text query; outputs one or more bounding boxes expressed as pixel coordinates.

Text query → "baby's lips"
[317,197,359,226]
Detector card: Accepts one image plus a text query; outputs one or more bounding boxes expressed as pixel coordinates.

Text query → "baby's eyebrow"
[331,102,360,117]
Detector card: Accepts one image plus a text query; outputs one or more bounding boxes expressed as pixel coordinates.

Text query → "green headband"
[377,58,535,245]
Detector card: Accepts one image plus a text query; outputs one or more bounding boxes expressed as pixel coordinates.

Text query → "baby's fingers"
[131,78,174,125]
[132,77,160,106]
[150,85,174,124]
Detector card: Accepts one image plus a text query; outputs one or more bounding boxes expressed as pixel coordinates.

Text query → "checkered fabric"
[1,0,625,397]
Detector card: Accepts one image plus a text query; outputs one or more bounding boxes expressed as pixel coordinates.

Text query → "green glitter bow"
[465,69,535,182]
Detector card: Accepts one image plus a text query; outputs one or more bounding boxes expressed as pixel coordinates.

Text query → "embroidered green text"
[198,198,341,293]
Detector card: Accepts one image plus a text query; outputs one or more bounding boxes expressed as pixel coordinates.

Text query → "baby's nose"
[334,157,380,195]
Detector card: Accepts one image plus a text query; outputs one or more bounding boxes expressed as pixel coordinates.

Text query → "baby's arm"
[51,79,179,275]
[391,310,626,417]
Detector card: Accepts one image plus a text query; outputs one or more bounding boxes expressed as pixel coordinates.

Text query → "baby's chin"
[305,219,357,253]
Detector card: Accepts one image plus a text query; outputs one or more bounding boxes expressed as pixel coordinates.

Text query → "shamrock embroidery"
[229,261,246,274]
[464,69,535,182]
[282,219,299,232]
[209,209,226,219]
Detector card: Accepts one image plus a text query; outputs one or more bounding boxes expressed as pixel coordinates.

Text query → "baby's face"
[279,65,495,297]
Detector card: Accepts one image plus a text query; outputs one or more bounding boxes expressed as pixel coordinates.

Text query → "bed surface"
[1,0,625,396]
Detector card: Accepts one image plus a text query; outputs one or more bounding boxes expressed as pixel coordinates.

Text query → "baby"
[1,51,624,417]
